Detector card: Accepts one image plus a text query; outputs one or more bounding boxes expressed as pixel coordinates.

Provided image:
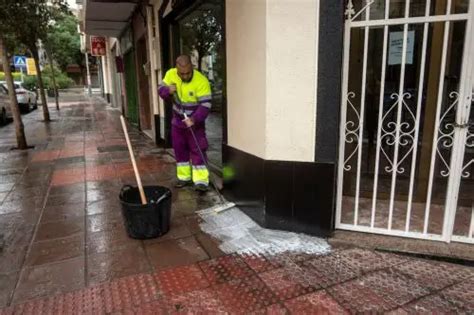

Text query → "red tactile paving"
[335,248,407,274]
[3,273,161,315]
[284,291,347,315]
[402,294,466,314]
[241,253,279,273]
[394,259,474,290]
[154,264,210,297]
[199,255,255,284]
[439,278,474,311]
[359,270,430,309]
[214,276,280,314]
[259,267,319,301]
[327,279,393,313]
[166,287,228,314]
[300,254,358,288]
[249,303,289,315]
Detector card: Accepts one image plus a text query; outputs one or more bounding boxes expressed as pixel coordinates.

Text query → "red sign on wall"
[90,36,106,56]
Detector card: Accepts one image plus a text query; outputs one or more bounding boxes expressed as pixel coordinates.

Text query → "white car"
[0,85,13,125]
[0,81,37,112]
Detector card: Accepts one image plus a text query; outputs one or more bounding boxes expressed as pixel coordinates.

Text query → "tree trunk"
[31,46,50,122]
[45,44,59,110]
[0,37,28,149]
[198,53,203,72]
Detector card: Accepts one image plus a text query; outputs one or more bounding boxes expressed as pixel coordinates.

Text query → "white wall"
[226,0,267,159]
[226,0,319,162]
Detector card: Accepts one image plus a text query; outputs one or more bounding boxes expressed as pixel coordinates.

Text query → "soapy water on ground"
[198,207,331,256]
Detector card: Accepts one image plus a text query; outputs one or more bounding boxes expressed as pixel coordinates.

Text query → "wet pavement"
[0,97,473,314]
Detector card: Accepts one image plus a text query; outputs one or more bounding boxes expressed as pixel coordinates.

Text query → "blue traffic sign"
[13,56,27,67]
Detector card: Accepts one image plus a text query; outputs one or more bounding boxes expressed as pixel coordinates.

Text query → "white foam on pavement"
[198,207,331,256]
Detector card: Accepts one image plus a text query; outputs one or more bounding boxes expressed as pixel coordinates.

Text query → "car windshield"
[14,84,20,89]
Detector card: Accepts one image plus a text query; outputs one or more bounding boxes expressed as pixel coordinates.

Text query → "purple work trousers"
[172,124,208,167]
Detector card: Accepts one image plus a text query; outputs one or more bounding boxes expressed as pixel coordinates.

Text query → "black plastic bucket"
[119,185,172,239]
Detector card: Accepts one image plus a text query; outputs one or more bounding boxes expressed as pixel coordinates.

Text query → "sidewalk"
[0,98,473,314]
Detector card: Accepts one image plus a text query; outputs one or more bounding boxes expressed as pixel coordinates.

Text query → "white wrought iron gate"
[336,0,473,243]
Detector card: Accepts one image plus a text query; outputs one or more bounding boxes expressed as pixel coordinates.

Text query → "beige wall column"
[226,0,319,162]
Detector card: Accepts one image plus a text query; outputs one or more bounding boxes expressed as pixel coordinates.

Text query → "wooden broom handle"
[120,115,147,205]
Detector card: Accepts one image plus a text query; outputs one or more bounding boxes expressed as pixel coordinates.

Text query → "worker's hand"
[168,85,177,94]
[183,117,194,128]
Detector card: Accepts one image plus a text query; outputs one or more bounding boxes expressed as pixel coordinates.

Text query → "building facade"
[80,0,473,245]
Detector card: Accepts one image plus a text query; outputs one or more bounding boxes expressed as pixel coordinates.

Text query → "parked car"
[0,81,37,112]
[0,85,13,125]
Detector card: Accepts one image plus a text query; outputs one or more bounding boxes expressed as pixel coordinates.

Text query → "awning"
[83,0,139,37]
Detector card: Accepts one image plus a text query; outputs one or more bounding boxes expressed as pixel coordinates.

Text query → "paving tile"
[335,248,407,274]
[48,182,85,196]
[165,287,228,314]
[86,211,124,233]
[241,253,279,273]
[86,228,140,255]
[143,216,192,245]
[0,272,19,308]
[24,234,84,267]
[259,266,319,301]
[359,269,430,308]
[13,257,85,304]
[45,192,85,207]
[183,214,203,233]
[40,202,85,223]
[327,278,393,313]
[439,278,474,311]
[146,237,209,271]
[87,244,151,286]
[214,276,279,313]
[300,254,358,288]
[395,259,474,290]
[194,232,226,258]
[284,291,347,314]
[86,197,122,215]
[250,303,289,315]
[199,254,255,284]
[402,294,466,314]
[35,217,84,241]
[154,264,210,297]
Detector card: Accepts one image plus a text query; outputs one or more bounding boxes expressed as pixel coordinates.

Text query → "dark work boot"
[175,180,192,188]
[194,183,209,193]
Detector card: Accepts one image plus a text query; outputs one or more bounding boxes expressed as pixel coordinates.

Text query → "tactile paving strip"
[300,254,358,288]
[284,291,347,314]
[327,279,393,313]
[154,264,210,297]
[335,248,407,274]
[166,287,228,314]
[4,273,160,315]
[394,259,474,290]
[402,294,466,314]
[215,276,280,314]
[360,270,430,309]
[199,254,255,284]
[259,266,319,301]
[439,278,474,311]
[240,253,279,273]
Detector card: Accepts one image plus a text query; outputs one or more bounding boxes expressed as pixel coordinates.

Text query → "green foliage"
[47,13,82,71]
[0,72,23,81]
[22,66,73,90]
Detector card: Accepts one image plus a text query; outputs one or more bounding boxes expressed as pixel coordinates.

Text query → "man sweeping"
[158,55,212,192]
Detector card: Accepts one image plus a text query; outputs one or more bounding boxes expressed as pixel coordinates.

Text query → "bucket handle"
[119,185,133,200]
[155,190,171,204]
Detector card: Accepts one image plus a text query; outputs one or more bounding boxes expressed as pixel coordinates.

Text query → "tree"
[181,9,223,72]
[9,0,69,122]
[0,2,28,149]
[47,13,82,72]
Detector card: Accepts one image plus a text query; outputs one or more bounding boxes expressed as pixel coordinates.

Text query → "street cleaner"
[158,55,212,193]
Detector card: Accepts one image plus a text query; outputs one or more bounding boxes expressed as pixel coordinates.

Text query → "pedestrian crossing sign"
[13,56,27,67]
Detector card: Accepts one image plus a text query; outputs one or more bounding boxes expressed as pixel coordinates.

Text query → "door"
[336,0,473,243]
[124,50,139,125]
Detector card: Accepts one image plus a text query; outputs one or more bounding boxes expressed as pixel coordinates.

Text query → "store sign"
[90,36,106,56]
[388,31,415,65]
